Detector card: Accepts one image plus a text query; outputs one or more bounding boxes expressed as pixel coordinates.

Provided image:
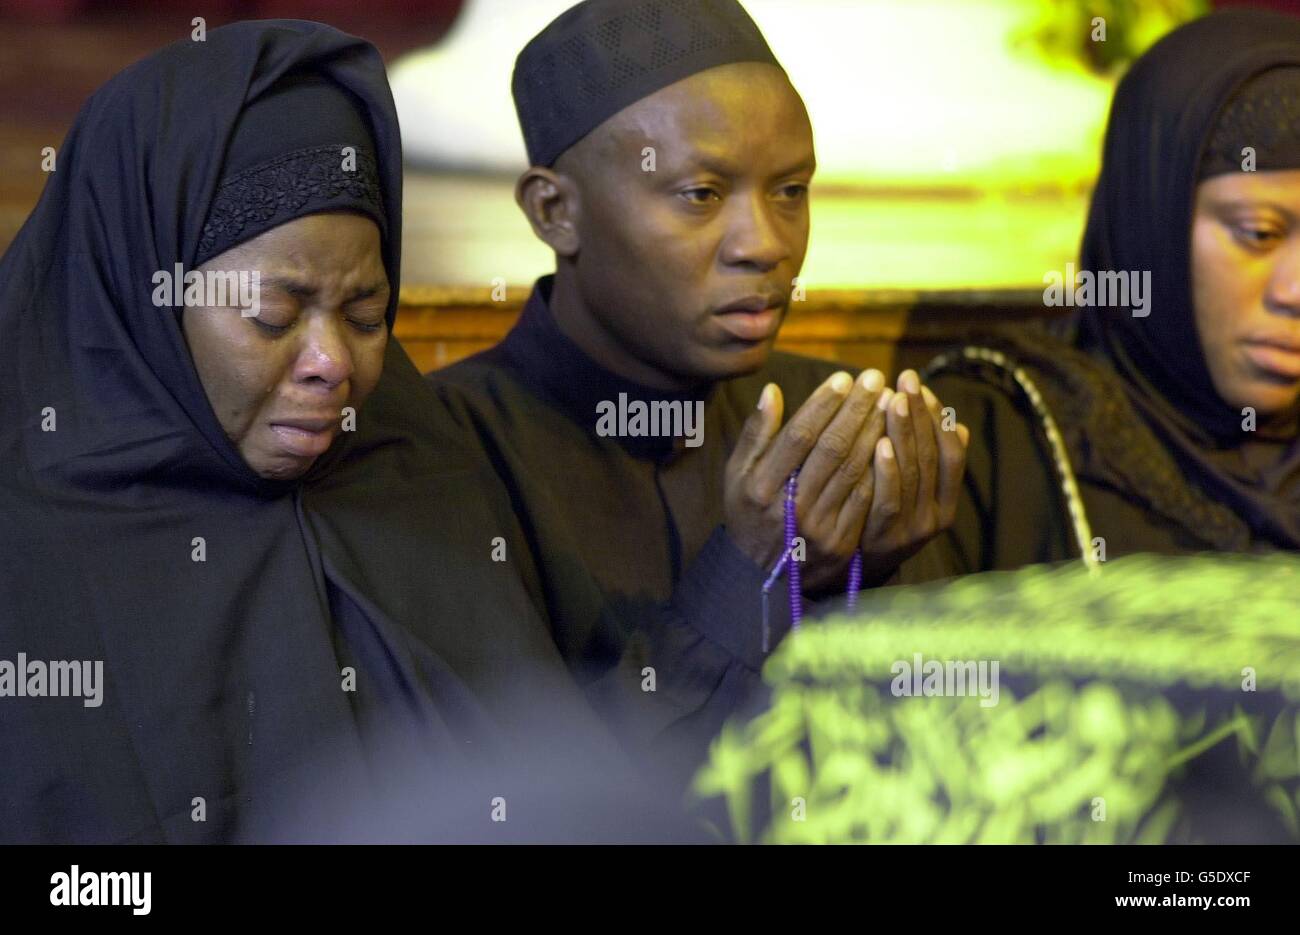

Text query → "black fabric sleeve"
[580,523,799,789]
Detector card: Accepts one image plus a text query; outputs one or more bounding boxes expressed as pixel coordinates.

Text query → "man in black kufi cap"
[427,0,969,785]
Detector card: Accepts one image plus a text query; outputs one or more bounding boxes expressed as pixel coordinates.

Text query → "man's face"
[557,61,815,388]
[181,212,390,480]
[1192,169,1300,419]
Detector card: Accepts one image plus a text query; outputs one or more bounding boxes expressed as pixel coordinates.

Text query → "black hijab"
[0,20,624,843]
[1076,8,1300,549]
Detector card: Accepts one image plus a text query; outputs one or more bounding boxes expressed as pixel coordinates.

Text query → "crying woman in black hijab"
[0,21,649,844]
[900,8,1300,581]
[185,70,392,482]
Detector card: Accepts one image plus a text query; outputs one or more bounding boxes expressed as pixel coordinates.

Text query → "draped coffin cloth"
[696,552,1300,844]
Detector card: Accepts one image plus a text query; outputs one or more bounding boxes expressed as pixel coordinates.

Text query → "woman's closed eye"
[346,316,386,334]
[1232,223,1286,251]
[252,313,295,335]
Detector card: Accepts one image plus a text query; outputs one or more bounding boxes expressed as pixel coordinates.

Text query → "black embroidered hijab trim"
[197,144,384,264]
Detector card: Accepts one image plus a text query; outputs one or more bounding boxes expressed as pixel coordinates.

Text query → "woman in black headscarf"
[0,20,637,844]
[901,7,1300,581]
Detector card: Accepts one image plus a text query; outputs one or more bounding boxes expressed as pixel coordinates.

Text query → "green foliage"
[1017,0,1209,75]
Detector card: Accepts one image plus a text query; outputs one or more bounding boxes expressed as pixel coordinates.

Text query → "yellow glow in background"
[392,0,1199,288]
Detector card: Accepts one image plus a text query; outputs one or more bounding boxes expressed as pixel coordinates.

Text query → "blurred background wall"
[3,0,1299,291]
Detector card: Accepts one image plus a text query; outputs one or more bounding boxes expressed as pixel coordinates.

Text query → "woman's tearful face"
[182,212,390,480]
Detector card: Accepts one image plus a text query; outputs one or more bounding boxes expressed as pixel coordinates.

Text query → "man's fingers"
[752,371,852,499]
[818,388,889,536]
[798,368,885,510]
[886,389,919,524]
[833,456,876,545]
[863,435,901,543]
[728,382,783,479]
[903,371,938,520]
[923,384,968,526]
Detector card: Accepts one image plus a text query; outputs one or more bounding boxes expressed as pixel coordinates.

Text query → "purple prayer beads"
[762,470,864,651]
[785,470,802,627]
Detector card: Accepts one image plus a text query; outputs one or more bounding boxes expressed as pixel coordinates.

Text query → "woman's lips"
[269,422,337,457]
[1243,341,1300,380]
[714,306,781,343]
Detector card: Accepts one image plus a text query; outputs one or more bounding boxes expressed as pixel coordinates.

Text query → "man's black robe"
[428,274,842,781]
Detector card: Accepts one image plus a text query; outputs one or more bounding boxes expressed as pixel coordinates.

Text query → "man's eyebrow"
[681,152,742,176]
[679,152,816,179]
[770,155,816,178]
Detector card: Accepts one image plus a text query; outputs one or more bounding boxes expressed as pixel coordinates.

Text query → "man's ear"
[515,167,581,257]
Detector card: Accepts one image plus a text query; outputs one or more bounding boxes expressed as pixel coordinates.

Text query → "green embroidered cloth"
[695,553,1300,844]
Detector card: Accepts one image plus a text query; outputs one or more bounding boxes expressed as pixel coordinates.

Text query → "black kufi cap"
[512,0,783,167]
